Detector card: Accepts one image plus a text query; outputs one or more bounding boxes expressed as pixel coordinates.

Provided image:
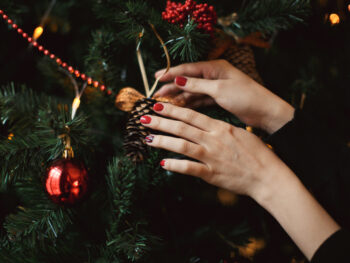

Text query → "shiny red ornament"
[45,158,89,205]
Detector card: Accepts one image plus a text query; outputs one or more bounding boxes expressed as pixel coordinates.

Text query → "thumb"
[174,76,218,97]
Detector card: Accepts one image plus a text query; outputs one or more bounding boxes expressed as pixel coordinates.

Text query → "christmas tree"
[0,0,349,262]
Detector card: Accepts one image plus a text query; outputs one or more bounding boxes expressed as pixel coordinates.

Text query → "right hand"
[154,60,295,134]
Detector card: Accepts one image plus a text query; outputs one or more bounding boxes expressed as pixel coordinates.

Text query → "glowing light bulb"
[33,26,44,40]
[329,13,340,25]
[71,97,81,120]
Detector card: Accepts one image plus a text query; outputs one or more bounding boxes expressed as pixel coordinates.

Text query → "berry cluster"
[162,0,217,34]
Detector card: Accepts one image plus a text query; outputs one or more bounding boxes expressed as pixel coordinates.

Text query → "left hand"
[140,102,289,200]
[141,103,341,261]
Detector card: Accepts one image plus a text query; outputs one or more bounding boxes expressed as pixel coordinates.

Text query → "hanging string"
[136,23,171,98]
[136,29,151,97]
[148,22,171,98]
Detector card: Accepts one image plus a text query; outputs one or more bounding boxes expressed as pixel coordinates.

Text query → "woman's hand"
[141,102,288,200]
[154,60,294,134]
[141,102,340,260]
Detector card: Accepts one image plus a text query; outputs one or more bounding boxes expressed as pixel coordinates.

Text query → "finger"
[174,76,220,98]
[160,158,210,178]
[155,61,210,82]
[141,115,205,144]
[154,83,181,97]
[146,134,206,161]
[151,103,217,132]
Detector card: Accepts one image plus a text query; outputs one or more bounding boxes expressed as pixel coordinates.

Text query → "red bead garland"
[162,0,217,34]
[0,9,111,95]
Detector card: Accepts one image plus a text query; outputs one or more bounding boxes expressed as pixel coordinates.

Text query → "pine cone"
[208,29,264,85]
[222,43,263,84]
[123,97,157,163]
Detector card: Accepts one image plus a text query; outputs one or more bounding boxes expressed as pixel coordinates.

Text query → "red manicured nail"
[145,135,154,143]
[175,76,187,86]
[160,160,166,167]
[153,103,164,112]
[140,116,152,124]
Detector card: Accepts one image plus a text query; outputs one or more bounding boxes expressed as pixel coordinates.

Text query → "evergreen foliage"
[3,0,347,262]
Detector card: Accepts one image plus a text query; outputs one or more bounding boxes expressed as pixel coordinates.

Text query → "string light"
[329,13,340,25]
[0,9,111,95]
[33,26,44,40]
[71,97,81,120]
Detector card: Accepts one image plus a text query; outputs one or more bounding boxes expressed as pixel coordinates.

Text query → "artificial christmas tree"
[1,0,349,262]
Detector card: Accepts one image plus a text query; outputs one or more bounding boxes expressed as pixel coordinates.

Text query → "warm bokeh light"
[329,13,340,25]
[246,126,253,133]
[7,133,14,140]
[33,26,44,40]
[238,238,266,260]
[217,188,238,206]
[348,4,350,12]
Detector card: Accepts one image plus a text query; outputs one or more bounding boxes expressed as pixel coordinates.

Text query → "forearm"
[254,167,340,260]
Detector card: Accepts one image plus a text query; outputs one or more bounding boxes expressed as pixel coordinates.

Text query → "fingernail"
[140,116,152,124]
[145,135,154,143]
[160,160,166,167]
[153,103,164,112]
[175,76,187,86]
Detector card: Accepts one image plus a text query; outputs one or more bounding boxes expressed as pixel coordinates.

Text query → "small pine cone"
[222,43,263,84]
[124,98,158,163]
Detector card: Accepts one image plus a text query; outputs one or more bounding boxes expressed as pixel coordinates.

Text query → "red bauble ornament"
[45,158,88,205]
[162,0,217,35]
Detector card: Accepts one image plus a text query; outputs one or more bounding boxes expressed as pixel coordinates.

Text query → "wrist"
[251,162,340,260]
[262,98,295,134]
[251,162,299,208]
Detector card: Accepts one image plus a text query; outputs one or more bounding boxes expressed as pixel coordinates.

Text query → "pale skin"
[139,60,340,260]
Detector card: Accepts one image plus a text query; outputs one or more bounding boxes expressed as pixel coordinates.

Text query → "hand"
[141,102,287,200]
[154,60,295,134]
[141,102,340,260]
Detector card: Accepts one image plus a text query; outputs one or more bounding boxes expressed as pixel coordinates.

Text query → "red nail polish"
[145,135,154,143]
[160,160,166,167]
[140,116,152,124]
[153,103,164,112]
[175,76,187,86]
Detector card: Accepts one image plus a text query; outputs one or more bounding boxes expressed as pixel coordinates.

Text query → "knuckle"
[218,121,234,134]
[184,108,197,122]
[155,135,165,146]
[193,146,206,158]
[182,160,192,173]
[210,80,221,94]
[178,140,190,153]
[173,121,186,135]
[217,59,229,67]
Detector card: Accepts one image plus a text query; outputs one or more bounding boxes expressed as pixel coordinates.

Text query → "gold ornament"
[115,87,185,112]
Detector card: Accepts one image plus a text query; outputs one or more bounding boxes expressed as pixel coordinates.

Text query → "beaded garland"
[0,9,111,95]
